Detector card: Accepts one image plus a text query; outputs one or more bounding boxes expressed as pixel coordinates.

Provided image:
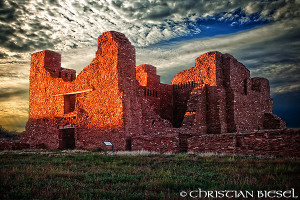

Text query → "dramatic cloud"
[0,0,299,57]
[0,0,299,130]
[134,18,300,95]
[0,51,9,59]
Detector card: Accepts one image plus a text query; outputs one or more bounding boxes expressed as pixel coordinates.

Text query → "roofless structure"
[22,31,300,156]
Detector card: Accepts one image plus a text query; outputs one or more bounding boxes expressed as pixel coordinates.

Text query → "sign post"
[103,141,113,155]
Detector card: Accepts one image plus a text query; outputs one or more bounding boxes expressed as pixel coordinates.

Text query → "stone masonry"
[21,31,300,156]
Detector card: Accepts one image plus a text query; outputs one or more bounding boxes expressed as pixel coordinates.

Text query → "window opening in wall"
[155,91,158,97]
[71,74,73,81]
[59,71,61,78]
[244,79,247,95]
[152,120,155,126]
[144,88,146,96]
[64,94,76,114]
[65,73,67,77]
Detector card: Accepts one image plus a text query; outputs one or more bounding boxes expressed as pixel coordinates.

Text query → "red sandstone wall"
[136,64,161,115]
[159,83,173,122]
[188,129,300,157]
[22,31,288,153]
[24,31,142,150]
[182,85,207,134]
[0,141,30,150]
[171,52,223,86]
[171,52,227,132]
[136,64,173,122]
[172,86,194,127]
[132,130,179,153]
[171,51,284,134]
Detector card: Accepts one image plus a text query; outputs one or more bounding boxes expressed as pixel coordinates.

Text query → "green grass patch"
[0,151,299,199]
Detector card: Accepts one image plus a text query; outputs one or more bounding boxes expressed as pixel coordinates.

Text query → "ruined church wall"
[170,51,283,134]
[219,54,278,132]
[159,83,173,122]
[24,31,143,150]
[70,32,143,149]
[221,53,253,132]
[172,86,194,128]
[136,64,173,121]
[132,130,179,153]
[171,51,222,86]
[75,127,126,150]
[22,30,290,153]
[28,50,75,120]
[188,129,300,157]
[136,64,161,115]
[171,52,227,133]
[74,31,130,129]
[205,86,227,134]
[184,84,207,134]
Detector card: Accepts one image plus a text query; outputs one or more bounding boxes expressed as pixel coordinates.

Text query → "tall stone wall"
[159,83,173,122]
[136,64,173,122]
[171,51,285,135]
[136,64,161,115]
[24,31,142,150]
[20,31,293,156]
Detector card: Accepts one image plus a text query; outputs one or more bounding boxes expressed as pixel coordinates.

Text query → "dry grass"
[0,150,299,199]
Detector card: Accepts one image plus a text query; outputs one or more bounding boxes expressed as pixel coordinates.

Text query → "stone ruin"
[20,31,300,156]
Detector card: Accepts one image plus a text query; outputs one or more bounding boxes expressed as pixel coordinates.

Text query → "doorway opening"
[59,128,75,149]
[125,138,132,151]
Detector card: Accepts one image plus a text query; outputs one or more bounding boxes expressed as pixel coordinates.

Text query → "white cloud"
[1,0,299,57]
[56,17,300,96]
[134,18,300,95]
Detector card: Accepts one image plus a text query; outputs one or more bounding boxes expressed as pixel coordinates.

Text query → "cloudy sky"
[0,0,299,131]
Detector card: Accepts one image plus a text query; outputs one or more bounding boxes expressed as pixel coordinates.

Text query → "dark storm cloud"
[0,60,28,65]
[112,0,300,22]
[0,72,19,77]
[0,51,8,59]
[0,0,60,54]
[228,23,300,95]
[0,87,28,100]
[134,16,300,97]
[0,0,17,22]
[0,23,15,43]
[0,0,300,131]
[0,0,299,58]
[236,28,300,68]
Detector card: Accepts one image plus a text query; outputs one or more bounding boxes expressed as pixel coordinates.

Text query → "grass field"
[0,150,299,199]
